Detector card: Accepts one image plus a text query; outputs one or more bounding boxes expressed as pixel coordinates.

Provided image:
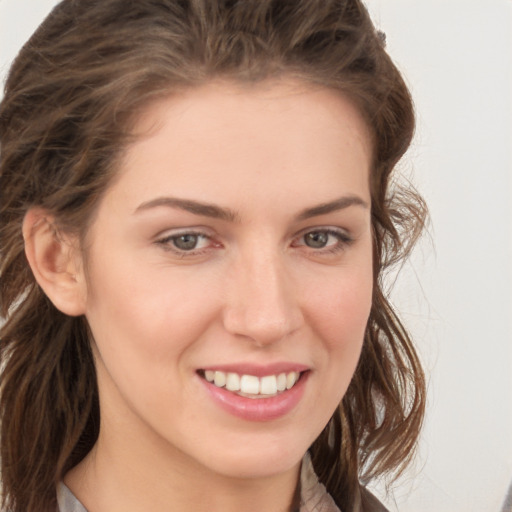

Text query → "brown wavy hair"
[0,1,427,511]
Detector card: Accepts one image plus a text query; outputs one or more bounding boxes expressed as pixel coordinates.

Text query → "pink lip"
[199,370,310,422]
[200,362,310,377]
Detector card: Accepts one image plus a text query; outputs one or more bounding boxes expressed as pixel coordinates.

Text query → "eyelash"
[155,228,353,257]
[293,228,354,255]
[155,231,215,257]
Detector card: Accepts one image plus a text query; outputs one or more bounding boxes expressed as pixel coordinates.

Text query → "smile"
[201,370,301,398]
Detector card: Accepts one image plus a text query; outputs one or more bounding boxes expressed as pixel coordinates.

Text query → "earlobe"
[23,209,87,316]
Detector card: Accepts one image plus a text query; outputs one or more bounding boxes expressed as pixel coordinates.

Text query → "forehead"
[105,79,372,214]
[130,79,372,156]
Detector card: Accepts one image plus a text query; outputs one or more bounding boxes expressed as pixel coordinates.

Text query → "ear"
[23,208,87,316]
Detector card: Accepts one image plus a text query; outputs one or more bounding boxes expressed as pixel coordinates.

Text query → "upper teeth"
[203,370,300,396]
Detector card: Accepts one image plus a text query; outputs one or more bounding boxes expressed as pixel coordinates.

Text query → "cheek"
[83,257,223,422]
[84,249,222,367]
[305,262,373,387]
[293,263,372,436]
[310,265,372,342]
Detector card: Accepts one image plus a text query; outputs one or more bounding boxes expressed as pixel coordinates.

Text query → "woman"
[0,1,426,511]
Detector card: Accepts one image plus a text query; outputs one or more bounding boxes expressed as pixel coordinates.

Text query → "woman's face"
[82,80,373,479]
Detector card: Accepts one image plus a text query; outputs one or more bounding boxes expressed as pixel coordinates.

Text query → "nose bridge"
[223,243,303,345]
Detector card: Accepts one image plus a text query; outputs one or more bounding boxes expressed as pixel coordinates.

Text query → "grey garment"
[57,483,87,512]
[299,452,341,512]
[299,453,388,512]
[502,480,512,512]
[57,453,387,512]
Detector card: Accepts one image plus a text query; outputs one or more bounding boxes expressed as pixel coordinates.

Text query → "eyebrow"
[295,195,369,220]
[134,195,368,222]
[135,197,239,222]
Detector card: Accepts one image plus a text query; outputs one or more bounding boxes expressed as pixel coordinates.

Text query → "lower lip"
[200,372,309,422]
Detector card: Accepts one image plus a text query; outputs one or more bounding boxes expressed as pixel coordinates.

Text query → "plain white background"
[1,1,511,511]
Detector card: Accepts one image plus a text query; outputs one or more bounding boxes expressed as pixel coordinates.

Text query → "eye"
[303,231,332,249]
[155,231,213,253]
[293,228,352,253]
[172,233,206,251]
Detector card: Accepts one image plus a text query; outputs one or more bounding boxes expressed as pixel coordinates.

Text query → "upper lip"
[199,362,310,377]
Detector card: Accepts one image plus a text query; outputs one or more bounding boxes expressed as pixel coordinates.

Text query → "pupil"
[174,234,198,250]
[305,232,328,248]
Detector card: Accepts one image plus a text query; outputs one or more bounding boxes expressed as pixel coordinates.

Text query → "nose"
[222,249,304,346]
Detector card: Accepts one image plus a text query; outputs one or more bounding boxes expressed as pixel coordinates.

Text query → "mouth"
[197,369,305,399]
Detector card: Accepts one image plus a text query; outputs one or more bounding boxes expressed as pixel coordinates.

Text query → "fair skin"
[24,80,373,512]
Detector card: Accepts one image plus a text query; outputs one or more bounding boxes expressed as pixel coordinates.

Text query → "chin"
[191,431,310,480]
